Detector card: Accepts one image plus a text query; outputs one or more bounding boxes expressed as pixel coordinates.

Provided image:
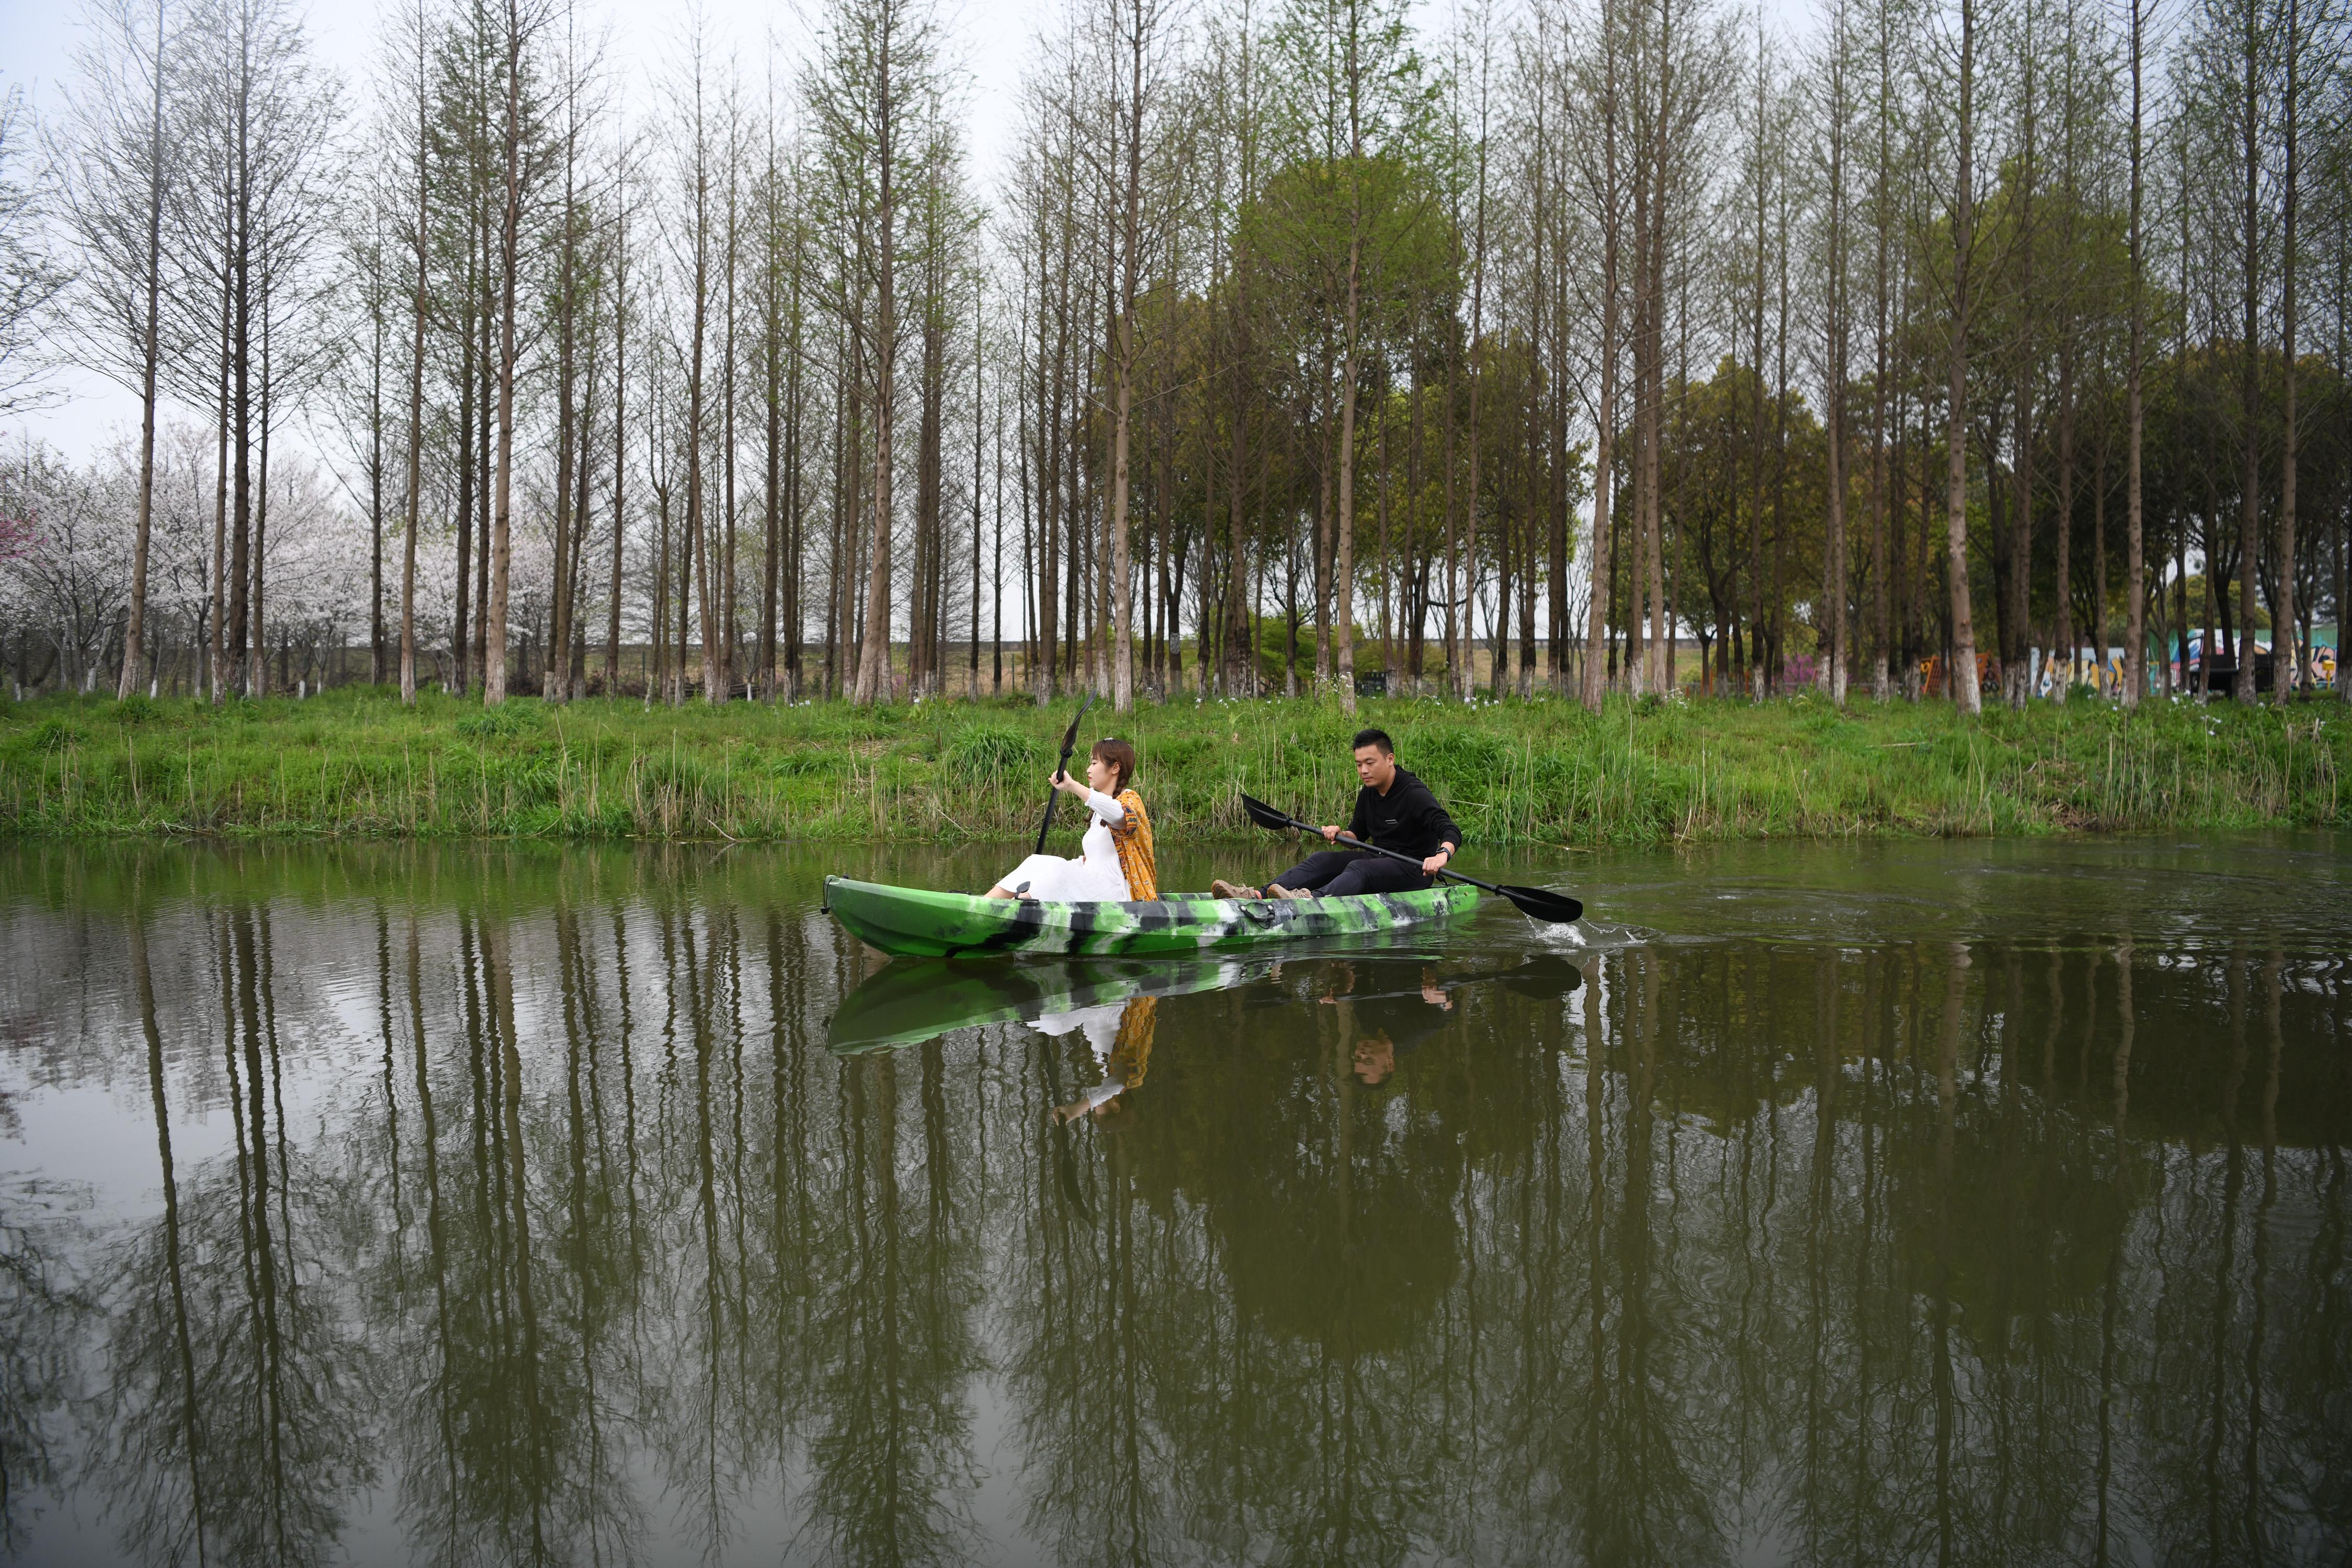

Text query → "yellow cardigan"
[1108,788,1157,901]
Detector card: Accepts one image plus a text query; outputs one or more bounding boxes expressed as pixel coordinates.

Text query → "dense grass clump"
[0,686,2341,845]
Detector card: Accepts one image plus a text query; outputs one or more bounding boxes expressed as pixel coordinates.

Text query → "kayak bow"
[822,875,1479,960]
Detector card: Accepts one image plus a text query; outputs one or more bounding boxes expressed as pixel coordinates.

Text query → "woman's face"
[1086,753,1118,793]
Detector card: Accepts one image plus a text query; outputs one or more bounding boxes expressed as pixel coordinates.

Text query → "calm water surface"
[1,834,2347,1566]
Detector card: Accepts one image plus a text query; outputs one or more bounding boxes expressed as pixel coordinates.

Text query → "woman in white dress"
[985,739,1155,903]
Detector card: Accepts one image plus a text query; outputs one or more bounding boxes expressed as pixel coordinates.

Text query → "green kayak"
[822,875,1482,960]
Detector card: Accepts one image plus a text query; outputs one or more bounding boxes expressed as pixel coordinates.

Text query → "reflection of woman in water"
[1050,995,1158,1123]
[986,739,1157,903]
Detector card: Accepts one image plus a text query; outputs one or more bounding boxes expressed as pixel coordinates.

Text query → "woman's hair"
[1091,737,1138,794]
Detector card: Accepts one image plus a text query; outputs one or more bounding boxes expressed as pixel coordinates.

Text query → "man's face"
[1353,1035,1397,1086]
[1354,745,1396,791]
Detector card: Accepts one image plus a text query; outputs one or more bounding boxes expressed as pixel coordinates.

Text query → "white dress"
[995,791,1131,902]
[1031,1001,1125,1058]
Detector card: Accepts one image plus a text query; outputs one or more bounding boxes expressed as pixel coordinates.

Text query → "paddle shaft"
[1033,694,1095,856]
[1327,828,1508,900]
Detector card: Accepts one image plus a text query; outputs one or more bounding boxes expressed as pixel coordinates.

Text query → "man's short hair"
[1352,728,1394,755]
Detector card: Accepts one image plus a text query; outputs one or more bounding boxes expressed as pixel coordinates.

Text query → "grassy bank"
[0,688,2342,845]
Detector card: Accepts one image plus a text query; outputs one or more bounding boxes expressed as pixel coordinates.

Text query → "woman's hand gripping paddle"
[1237,791,1584,924]
[1034,693,1097,856]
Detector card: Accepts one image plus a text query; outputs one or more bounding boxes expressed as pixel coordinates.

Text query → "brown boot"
[1267,883,1311,901]
[1210,878,1261,900]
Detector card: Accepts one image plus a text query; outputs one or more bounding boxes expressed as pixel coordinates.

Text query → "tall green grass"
[1,687,2341,845]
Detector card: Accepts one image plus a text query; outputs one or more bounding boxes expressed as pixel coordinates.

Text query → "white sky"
[1,0,1059,460]
[2,0,1816,467]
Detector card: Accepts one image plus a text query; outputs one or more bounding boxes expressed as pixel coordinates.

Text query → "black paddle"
[1034,692,1097,856]
[1238,791,1584,924]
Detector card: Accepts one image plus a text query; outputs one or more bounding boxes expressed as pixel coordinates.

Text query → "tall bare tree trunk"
[605,209,629,693]
[1035,229,1060,704]
[1870,0,1892,700]
[547,80,580,704]
[227,26,251,698]
[451,236,476,695]
[1335,244,1361,714]
[2275,0,2299,705]
[252,303,270,697]
[367,223,386,689]
[2004,31,2037,710]
[210,266,228,702]
[117,0,167,700]
[1108,0,1149,712]
[1944,0,1983,716]
[1580,0,1622,713]
[2122,0,2146,707]
[851,12,899,706]
[2232,0,2259,702]
[399,0,429,705]
[718,113,741,705]
[1822,0,1849,707]
[1636,0,1671,701]
[483,0,527,706]
[2055,346,2074,687]
[1226,277,1251,697]
[1745,20,1768,700]
[1459,73,1488,705]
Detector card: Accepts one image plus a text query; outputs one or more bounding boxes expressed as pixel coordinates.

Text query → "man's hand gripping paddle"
[1237,791,1583,924]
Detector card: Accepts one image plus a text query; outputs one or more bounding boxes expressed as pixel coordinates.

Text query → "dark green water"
[2,834,2347,1566]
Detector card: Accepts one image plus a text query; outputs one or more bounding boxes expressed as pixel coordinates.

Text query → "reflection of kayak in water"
[828,947,1588,1057]
[826,954,1267,1055]
[822,875,1480,960]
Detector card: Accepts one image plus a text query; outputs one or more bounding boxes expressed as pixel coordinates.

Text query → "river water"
[1,834,2346,1566]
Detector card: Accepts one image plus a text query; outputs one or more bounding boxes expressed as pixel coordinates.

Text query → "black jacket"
[1345,767,1463,860]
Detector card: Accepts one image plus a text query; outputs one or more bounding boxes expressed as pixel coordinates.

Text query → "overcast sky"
[2,0,1815,467]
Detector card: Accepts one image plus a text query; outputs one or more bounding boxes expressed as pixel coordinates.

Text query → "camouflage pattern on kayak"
[822,874,1482,960]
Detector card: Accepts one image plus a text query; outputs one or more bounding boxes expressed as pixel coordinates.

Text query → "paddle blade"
[1496,884,1584,924]
[1060,692,1095,750]
[1051,692,1096,781]
[1238,792,1299,833]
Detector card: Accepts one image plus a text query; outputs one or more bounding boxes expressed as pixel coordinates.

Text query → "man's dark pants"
[1271,849,1431,899]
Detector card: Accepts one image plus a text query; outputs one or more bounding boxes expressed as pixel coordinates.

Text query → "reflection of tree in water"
[740,908,828,1496]
[638,905,762,1551]
[2131,950,2352,1565]
[90,903,376,1567]
[83,906,202,1567]
[797,1039,987,1566]
[1574,952,1717,1565]
[1005,960,1519,1567]
[1005,1001,1192,1568]
[0,1176,84,1555]
[16,853,2352,1564]
[994,938,2352,1567]
[377,905,642,1567]
[352,885,993,1568]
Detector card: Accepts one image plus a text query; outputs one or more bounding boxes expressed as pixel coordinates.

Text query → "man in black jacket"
[1213,729,1462,901]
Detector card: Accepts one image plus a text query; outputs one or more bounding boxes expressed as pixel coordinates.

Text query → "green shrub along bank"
[0,688,2342,846]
